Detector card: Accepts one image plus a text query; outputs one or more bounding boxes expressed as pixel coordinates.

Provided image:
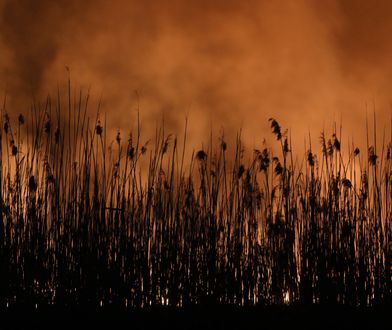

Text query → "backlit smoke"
[1,0,392,151]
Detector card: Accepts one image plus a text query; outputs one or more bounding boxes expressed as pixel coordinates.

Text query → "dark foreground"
[1,304,391,328]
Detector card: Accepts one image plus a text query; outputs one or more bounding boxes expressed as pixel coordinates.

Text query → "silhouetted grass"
[0,89,390,312]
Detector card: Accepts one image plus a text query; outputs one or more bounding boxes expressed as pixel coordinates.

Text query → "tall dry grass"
[0,89,390,309]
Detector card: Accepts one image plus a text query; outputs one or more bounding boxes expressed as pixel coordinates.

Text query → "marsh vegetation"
[0,90,390,310]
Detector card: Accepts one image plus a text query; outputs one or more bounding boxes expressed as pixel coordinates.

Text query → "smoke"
[1,0,392,153]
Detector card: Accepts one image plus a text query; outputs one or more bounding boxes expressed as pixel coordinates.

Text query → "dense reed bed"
[0,90,390,310]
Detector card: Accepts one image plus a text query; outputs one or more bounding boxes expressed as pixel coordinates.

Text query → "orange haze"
[1,0,392,154]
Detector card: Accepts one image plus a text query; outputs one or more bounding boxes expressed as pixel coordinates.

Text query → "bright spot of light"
[284,291,290,305]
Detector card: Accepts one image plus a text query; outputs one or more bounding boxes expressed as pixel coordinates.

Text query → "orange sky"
[1,0,392,153]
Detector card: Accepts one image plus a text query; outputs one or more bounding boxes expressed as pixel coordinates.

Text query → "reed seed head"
[196,150,207,161]
[96,121,103,136]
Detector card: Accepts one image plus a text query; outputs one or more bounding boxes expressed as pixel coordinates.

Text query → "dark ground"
[1,304,391,329]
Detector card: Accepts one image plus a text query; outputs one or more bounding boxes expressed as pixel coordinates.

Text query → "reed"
[0,90,390,310]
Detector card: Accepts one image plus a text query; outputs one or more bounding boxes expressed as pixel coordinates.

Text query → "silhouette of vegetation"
[0,89,390,311]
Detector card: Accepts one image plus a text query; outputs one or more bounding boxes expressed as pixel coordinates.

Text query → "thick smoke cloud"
[1,0,392,152]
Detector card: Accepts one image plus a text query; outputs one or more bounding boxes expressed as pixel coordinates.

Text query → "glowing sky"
[1,0,392,151]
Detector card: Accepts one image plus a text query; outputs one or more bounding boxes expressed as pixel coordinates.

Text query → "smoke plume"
[1,0,392,152]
